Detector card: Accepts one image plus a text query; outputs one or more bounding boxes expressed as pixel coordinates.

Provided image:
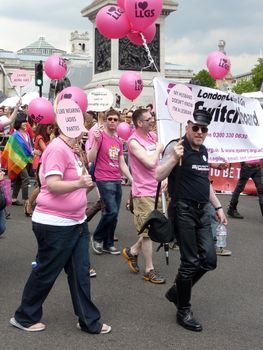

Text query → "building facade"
[0,33,92,100]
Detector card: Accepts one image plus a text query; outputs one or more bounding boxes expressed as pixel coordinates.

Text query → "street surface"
[0,187,262,350]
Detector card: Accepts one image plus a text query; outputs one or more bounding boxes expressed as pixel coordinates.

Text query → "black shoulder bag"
[138,182,174,244]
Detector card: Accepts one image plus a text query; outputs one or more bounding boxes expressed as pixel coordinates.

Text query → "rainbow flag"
[2,131,33,180]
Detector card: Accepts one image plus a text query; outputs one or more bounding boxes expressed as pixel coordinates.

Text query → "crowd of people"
[0,101,262,334]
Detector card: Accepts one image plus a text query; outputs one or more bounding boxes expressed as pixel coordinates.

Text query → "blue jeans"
[0,210,6,236]
[14,221,102,333]
[93,181,122,248]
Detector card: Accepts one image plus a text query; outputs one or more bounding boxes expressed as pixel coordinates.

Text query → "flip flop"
[77,322,111,334]
[9,317,46,332]
[100,324,112,334]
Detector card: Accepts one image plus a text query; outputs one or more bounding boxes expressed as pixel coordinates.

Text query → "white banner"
[154,77,263,163]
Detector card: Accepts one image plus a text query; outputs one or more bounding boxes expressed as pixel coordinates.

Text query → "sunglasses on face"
[107,117,119,122]
[191,125,208,133]
[141,117,152,122]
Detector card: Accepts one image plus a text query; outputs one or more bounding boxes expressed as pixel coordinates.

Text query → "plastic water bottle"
[216,224,227,248]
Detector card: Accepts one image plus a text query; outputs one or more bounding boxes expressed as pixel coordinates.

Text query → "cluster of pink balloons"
[119,71,144,101]
[96,0,162,46]
[44,54,67,80]
[206,51,231,80]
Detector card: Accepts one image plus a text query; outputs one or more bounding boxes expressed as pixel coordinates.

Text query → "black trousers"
[172,201,217,280]
[231,164,263,205]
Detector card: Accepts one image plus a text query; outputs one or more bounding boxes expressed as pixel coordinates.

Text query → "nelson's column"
[81,0,178,108]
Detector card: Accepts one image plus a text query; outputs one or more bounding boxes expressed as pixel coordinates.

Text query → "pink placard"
[11,70,32,87]
[56,99,88,138]
[167,84,195,123]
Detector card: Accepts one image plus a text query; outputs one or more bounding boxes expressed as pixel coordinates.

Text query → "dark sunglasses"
[141,117,152,122]
[191,125,208,133]
[107,117,119,122]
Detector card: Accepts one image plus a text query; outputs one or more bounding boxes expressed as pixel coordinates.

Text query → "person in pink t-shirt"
[10,130,111,335]
[88,109,132,255]
[84,112,106,222]
[122,108,165,284]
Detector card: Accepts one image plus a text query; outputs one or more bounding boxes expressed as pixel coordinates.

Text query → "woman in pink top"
[10,129,111,334]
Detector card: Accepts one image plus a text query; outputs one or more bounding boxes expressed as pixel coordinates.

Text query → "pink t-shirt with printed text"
[128,130,158,197]
[35,138,87,221]
[94,131,123,181]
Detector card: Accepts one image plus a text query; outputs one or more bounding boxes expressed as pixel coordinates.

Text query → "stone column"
[81,0,178,108]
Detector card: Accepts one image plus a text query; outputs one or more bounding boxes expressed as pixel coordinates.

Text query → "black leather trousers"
[172,200,217,280]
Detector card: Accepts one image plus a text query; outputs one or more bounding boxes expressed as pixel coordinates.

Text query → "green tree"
[192,69,216,88]
[232,78,257,94]
[251,58,263,90]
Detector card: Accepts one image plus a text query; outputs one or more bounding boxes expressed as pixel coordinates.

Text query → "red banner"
[210,163,263,195]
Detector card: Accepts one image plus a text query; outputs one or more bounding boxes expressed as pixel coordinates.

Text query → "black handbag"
[138,182,174,244]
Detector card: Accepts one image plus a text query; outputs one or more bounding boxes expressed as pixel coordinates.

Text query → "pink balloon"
[117,0,125,9]
[96,5,130,39]
[119,71,143,101]
[127,23,156,45]
[57,86,88,113]
[117,122,132,140]
[44,55,67,80]
[28,98,55,124]
[206,51,231,80]
[125,0,163,32]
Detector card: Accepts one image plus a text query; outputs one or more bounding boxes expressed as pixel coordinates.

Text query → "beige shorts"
[133,196,162,237]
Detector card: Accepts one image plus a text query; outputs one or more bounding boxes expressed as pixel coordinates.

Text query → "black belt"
[178,199,208,209]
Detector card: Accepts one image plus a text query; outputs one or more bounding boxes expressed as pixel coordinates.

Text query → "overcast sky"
[0,0,262,75]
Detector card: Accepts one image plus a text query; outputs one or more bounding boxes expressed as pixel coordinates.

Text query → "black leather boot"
[227,202,244,219]
[260,202,263,217]
[176,278,202,332]
[165,284,177,306]
[165,269,207,308]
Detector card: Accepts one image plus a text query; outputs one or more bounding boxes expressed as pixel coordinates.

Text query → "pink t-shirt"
[94,131,123,181]
[85,124,97,152]
[128,131,158,197]
[35,138,87,221]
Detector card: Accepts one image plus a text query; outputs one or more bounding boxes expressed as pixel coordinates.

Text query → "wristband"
[215,206,222,211]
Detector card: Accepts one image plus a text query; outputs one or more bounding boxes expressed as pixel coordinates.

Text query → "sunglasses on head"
[107,117,119,122]
[191,125,208,133]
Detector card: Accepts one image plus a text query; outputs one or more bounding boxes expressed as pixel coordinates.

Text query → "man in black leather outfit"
[156,109,227,332]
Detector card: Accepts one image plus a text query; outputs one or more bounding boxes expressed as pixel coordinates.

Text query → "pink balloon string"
[139,32,160,74]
